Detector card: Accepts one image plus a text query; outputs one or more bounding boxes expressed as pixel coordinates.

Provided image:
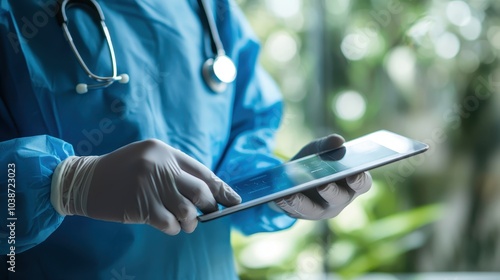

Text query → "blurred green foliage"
[232,0,500,278]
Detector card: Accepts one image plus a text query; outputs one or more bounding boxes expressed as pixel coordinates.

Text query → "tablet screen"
[199,130,428,221]
[232,141,397,203]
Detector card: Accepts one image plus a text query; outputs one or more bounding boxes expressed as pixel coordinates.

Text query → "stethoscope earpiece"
[76,83,88,94]
[118,73,130,84]
[75,74,129,95]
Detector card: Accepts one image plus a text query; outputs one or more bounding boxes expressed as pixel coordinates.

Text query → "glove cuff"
[51,156,100,216]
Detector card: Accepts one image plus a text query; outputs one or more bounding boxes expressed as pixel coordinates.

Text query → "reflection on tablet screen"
[232,141,397,203]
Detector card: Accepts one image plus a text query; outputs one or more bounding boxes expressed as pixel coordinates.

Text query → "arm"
[0,136,72,254]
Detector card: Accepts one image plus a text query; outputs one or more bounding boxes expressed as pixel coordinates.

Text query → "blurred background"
[231,0,500,279]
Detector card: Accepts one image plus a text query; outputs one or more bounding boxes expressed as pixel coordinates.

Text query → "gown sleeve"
[214,2,296,235]
[0,136,74,254]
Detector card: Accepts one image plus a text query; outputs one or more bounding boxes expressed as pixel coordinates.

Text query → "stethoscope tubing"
[61,21,118,83]
[59,0,125,92]
[57,0,235,93]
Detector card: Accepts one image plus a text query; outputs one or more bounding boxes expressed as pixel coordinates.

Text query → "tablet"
[198,130,429,222]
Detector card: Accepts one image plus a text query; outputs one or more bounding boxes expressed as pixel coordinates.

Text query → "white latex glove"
[51,139,241,234]
[273,134,372,220]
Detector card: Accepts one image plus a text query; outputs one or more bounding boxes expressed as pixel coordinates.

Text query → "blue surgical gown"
[0,0,296,279]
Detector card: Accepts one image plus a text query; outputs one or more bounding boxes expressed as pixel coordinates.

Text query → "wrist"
[50,156,100,216]
[51,156,78,216]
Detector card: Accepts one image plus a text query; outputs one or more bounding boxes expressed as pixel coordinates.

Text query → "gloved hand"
[51,139,241,234]
[273,134,372,220]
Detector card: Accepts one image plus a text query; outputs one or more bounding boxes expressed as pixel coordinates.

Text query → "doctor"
[0,0,371,279]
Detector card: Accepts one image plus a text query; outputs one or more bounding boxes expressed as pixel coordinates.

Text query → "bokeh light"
[434,32,461,59]
[332,90,366,121]
[265,0,301,18]
[341,32,369,61]
[239,237,291,268]
[265,31,299,63]
[385,47,416,90]
[460,17,482,40]
[446,1,471,26]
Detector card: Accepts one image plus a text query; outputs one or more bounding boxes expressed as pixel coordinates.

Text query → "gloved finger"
[155,163,205,233]
[345,172,372,195]
[165,197,199,233]
[148,203,182,235]
[175,151,241,206]
[292,134,345,160]
[316,181,354,206]
[208,174,242,207]
[176,200,198,233]
[176,172,218,213]
[274,193,325,220]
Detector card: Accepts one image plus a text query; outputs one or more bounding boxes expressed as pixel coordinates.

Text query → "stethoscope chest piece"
[202,54,236,93]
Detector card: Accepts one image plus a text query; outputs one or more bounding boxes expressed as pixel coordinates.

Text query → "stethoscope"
[57,0,237,94]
